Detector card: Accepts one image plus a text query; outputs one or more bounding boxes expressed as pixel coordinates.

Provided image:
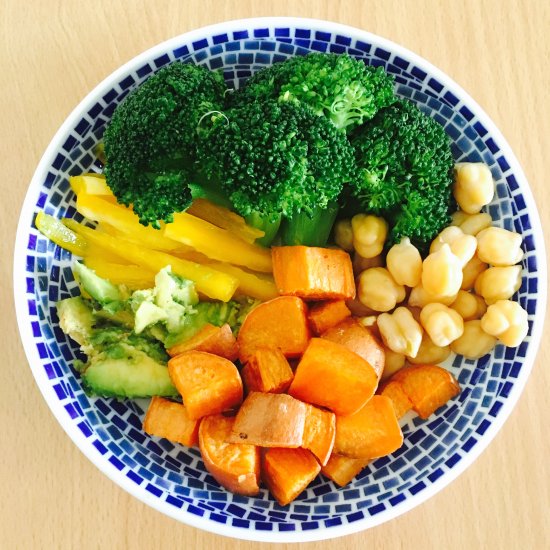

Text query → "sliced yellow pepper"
[75,193,182,252]
[64,219,239,302]
[70,174,114,197]
[83,256,156,290]
[187,198,264,244]
[164,212,272,273]
[35,211,87,256]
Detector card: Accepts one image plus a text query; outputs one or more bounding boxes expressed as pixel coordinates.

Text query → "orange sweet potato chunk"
[321,453,370,487]
[228,392,307,448]
[379,380,413,419]
[271,246,355,300]
[143,396,199,447]
[302,404,336,466]
[241,347,294,394]
[237,296,310,364]
[262,447,321,506]
[167,323,238,361]
[308,300,351,335]
[167,351,243,420]
[288,338,378,416]
[322,318,385,380]
[392,364,460,419]
[334,395,403,459]
[199,414,260,496]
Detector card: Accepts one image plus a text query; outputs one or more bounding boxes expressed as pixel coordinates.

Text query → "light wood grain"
[2,1,549,548]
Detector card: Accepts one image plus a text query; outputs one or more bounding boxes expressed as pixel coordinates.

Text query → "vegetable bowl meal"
[16,19,545,541]
[33,52,529,506]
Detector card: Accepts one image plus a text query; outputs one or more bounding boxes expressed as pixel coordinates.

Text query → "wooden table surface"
[2,1,549,548]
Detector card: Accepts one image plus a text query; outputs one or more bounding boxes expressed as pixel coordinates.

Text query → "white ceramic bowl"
[13,17,546,542]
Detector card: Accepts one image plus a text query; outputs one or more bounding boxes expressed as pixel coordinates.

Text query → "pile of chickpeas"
[334,162,528,380]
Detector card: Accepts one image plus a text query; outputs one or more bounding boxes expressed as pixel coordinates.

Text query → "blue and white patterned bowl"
[13,17,546,542]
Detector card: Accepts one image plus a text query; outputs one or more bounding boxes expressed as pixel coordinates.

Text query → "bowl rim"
[13,16,547,542]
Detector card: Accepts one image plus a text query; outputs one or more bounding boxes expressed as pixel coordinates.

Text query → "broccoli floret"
[197,100,356,246]
[350,99,454,251]
[103,62,227,227]
[228,53,396,133]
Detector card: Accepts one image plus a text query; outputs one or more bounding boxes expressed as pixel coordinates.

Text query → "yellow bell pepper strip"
[206,262,278,302]
[64,219,239,302]
[75,193,183,252]
[70,174,114,197]
[187,198,264,244]
[164,212,273,273]
[83,256,156,290]
[35,211,87,256]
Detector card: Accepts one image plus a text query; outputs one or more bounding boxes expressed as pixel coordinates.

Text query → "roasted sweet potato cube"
[199,414,260,496]
[308,300,351,335]
[272,246,355,300]
[322,318,385,380]
[334,395,403,459]
[262,447,321,506]
[392,364,460,419]
[379,380,413,419]
[237,296,310,364]
[167,323,238,361]
[288,338,378,416]
[143,396,199,447]
[302,404,336,466]
[241,347,294,394]
[321,453,370,487]
[228,392,307,448]
[167,351,243,420]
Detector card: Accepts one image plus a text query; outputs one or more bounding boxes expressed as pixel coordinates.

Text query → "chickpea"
[357,267,406,312]
[453,162,495,214]
[422,244,463,297]
[386,237,422,287]
[381,348,406,381]
[408,284,457,308]
[450,290,487,321]
[377,306,423,358]
[480,300,529,347]
[450,320,497,359]
[420,303,464,347]
[430,226,477,267]
[461,254,488,290]
[353,251,383,276]
[474,265,522,304]
[333,219,354,252]
[451,211,492,236]
[407,333,451,365]
[351,214,388,258]
[476,226,523,266]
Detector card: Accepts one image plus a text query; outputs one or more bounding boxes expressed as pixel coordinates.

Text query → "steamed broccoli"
[350,99,454,251]
[228,52,396,133]
[197,100,356,246]
[103,62,227,227]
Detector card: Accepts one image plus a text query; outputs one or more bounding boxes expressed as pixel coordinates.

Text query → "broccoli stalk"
[280,201,340,247]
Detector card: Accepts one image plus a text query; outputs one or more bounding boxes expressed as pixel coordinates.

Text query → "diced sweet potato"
[143,396,199,447]
[321,454,370,487]
[379,380,413,419]
[167,351,243,420]
[262,447,321,506]
[334,395,403,459]
[167,323,238,361]
[199,414,260,496]
[308,300,351,335]
[241,347,294,394]
[228,392,306,448]
[321,318,385,380]
[392,364,461,419]
[237,296,310,364]
[288,338,378,416]
[302,404,336,466]
[272,246,355,300]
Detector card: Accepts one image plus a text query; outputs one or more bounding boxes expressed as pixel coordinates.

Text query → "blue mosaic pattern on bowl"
[19,22,542,539]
